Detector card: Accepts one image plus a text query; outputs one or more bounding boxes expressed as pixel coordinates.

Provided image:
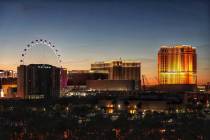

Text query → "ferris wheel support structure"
[20,39,62,67]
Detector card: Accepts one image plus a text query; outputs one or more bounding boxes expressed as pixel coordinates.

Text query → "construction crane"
[142,75,149,91]
[154,76,160,93]
[154,77,159,85]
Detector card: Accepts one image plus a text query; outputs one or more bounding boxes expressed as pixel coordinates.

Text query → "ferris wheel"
[20,39,62,67]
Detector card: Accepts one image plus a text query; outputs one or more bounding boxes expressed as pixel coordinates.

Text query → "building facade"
[17,64,60,99]
[0,70,16,78]
[207,82,210,92]
[68,70,108,86]
[91,60,141,89]
[87,80,135,91]
[60,68,68,90]
[158,45,197,91]
[0,77,17,98]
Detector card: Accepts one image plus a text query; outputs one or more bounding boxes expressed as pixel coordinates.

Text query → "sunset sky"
[0,0,209,84]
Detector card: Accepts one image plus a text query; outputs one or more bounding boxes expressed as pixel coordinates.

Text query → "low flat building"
[0,78,17,98]
[158,84,196,92]
[0,70,16,78]
[68,70,108,86]
[1,84,17,98]
[87,80,135,91]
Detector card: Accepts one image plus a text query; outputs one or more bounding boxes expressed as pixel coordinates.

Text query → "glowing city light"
[158,45,197,85]
[0,89,4,97]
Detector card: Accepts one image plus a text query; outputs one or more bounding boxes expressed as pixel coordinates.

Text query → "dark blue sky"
[0,0,209,83]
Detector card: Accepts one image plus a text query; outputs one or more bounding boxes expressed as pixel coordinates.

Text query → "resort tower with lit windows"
[158,45,197,92]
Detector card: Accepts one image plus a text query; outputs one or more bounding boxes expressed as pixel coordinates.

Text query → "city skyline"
[0,1,210,139]
[0,0,209,84]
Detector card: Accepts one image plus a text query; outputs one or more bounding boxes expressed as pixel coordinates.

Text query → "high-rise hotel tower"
[17,64,60,99]
[158,45,197,91]
[91,60,141,89]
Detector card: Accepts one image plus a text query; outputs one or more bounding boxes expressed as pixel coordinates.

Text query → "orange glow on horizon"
[1,48,209,86]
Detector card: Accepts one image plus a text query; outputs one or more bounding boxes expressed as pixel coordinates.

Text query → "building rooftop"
[160,45,196,49]
[93,59,141,64]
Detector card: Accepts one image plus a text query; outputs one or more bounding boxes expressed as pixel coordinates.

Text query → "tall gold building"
[91,60,141,89]
[158,45,197,88]
[91,60,141,80]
